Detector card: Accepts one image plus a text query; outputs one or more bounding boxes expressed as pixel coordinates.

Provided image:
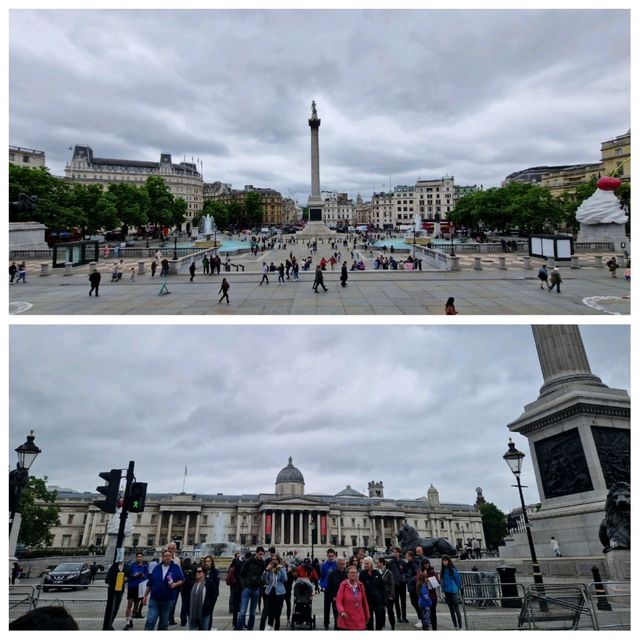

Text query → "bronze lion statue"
[396,523,458,557]
[599,481,630,552]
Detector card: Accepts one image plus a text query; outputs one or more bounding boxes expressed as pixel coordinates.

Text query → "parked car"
[42,562,91,591]
[104,229,123,242]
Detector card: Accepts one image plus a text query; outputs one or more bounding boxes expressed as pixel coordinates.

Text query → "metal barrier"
[8,585,38,624]
[459,571,500,605]
[516,583,593,630]
[461,582,527,630]
[586,581,631,631]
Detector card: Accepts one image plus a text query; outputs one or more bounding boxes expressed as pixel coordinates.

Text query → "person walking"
[340,261,348,287]
[124,552,148,630]
[89,269,101,297]
[548,267,562,293]
[327,557,348,629]
[359,556,385,630]
[336,565,370,630]
[202,255,210,275]
[388,547,408,624]
[537,264,549,289]
[160,258,169,278]
[236,547,266,630]
[417,573,433,630]
[17,261,27,283]
[445,297,458,315]
[550,536,562,557]
[9,261,18,284]
[319,549,337,630]
[259,554,287,630]
[218,278,230,304]
[259,262,269,285]
[607,256,619,278]
[421,558,440,630]
[403,550,422,626]
[440,555,462,630]
[277,262,285,285]
[142,549,185,630]
[150,259,157,278]
[201,555,220,630]
[377,557,396,630]
[313,265,328,292]
[189,260,196,282]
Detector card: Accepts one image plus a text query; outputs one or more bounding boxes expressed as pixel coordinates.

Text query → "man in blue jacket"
[142,549,185,630]
[319,549,337,630]
[124,551,148,629]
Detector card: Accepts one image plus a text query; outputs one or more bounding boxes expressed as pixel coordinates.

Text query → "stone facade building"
[47,458,485,556]
[64,145,203,227]
[9,145,46,169]
[601,130,630,183]
[204,185,284,227]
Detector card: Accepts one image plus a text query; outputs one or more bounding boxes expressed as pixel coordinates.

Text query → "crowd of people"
[81,543,466,631]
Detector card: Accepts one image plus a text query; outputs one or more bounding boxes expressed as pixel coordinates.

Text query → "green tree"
[69,184,119,235]
[108,183,149,231]
[171,197,188,228]
[227,200,246,230]
[244,191,264,228]
[144,176,175,227]
[17,476,60,548]
[479,502,507,551]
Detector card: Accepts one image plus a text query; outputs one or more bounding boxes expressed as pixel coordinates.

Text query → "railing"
[461,581,527,630]
[586,580,631,631]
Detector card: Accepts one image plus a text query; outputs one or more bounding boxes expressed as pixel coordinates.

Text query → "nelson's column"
[299,100,334,238]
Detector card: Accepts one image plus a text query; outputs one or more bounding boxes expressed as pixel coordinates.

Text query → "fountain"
[193,214,219,249]
[405,213,432,245]
[197,511,241,561]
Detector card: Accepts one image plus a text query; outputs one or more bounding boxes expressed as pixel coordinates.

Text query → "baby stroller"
[290,578,316,630]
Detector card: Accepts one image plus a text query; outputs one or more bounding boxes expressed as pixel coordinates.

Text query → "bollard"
[591,566,612,611]
[64,262,74,276]
[168,260,179,275]
[498,256,507,270]
[474,256,483,270]
[89,262,97,274]
[39,263,50,276]
[522,256,532,270]
[137,260,146,275]
[449,256,461,272]
[571,255,580,269]
[547,257,556,269]
[594,255,603,268]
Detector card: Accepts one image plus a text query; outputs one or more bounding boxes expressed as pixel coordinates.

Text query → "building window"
[351,536,357,547]
[67,514,74,525]
[228,534,235,543]
[95,535,103,546]
[147,536,155,547]
[151,514,158,525]
[136,514,142,524]
[62,535,72,548]
[202,515,208,525]
[23,155,30,163]
[132,537,140,547]
[352,518,356,527]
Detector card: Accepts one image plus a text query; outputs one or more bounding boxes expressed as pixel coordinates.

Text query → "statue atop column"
[311,100,318,119]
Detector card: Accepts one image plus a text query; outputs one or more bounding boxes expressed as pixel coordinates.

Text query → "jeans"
[144,597,173,630]
[236,587,261,630]
[444,592,462,628]
[189,614,211,630]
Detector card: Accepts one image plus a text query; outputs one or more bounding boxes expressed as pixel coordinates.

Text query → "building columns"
[167,513,174,543]
[290,512,294,546]
[194,513,201,546]
[184,513,191,546]
[299,512,303,545]
[280,511,285,546]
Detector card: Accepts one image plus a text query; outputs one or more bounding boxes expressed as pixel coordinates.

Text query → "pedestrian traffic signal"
[93,469,122,513]
[125,482,147,513]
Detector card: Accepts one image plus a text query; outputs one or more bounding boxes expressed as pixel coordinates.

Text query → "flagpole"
[182,466,187,493]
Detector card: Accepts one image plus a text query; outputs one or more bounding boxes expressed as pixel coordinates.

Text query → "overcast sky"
[9,324,629,514]
[8,7,630,202]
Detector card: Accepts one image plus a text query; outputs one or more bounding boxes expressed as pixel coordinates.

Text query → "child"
[111,263,119,282]
[218,278,230,304]
[417,573,432,630]
[130,266,136,281]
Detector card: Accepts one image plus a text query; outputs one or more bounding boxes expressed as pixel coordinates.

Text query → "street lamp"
[412,221,417,259]
[503,439,547,606]
[9,431,41,545]
[449,220,456,257]
[173,234,178,260]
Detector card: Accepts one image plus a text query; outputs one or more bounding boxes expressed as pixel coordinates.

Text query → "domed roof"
[276,457,305,484]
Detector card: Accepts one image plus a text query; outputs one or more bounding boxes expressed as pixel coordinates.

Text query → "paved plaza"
[9,248,630,315]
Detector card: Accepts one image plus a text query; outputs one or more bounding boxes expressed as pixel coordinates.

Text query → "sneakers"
[414,621,423,628]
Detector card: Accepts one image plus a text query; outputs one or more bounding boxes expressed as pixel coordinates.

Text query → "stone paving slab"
[9,264,630,316]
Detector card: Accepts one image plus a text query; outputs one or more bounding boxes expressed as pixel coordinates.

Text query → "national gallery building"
[48,458,486,556]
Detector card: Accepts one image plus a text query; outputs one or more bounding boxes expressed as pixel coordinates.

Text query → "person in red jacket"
[335,565,370,630]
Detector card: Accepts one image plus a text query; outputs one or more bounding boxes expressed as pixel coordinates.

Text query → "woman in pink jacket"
[335,565,370,630]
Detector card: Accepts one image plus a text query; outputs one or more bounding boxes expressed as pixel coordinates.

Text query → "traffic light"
[94,469,122,513]
[125,482,147,513]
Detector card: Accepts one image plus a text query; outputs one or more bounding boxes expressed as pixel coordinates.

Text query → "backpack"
[226,566,237,586]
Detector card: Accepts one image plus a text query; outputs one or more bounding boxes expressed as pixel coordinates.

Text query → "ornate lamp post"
[503,439,547,605]
[173,234,178,261]
[412,221,417,258]
[449,220,456,257]
[9,432,41,551]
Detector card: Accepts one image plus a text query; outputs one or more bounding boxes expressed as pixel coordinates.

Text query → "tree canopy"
[17,476,60,548]
[478,502,507,551]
